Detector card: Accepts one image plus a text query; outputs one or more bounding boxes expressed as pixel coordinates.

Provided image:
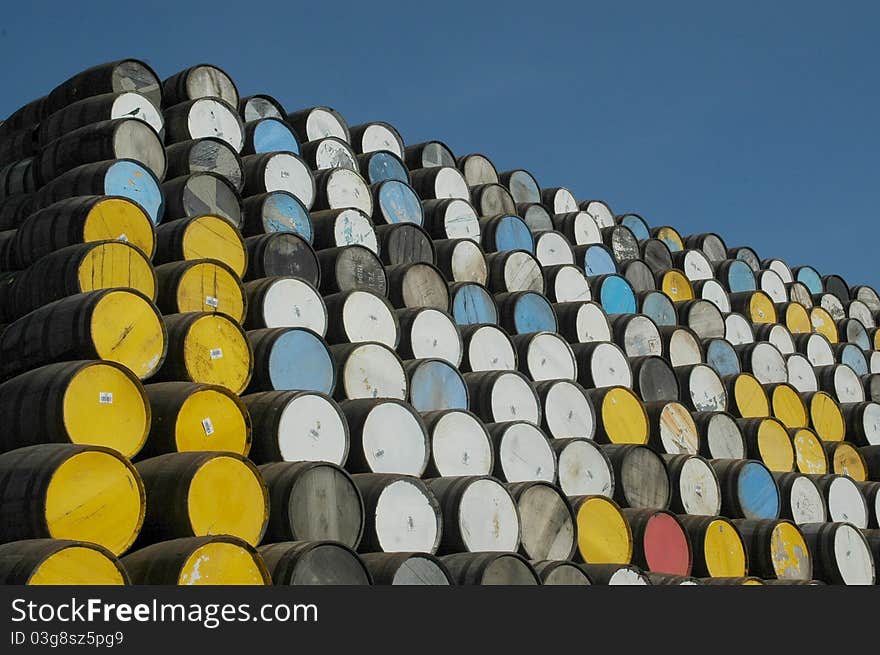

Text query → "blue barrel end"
[367,152,409,184]
[797,267,823,294]
[599,275,637,315]
[254,118,300,154]
[513,292,557,334]
[263,191,313,241]
[641,292,676,326]
[492,215,534,253]
[452,284,498,325]
[737,461,780,520]
[584,245,617,277]
[105,160,164,224]
[379,180,424,225]
[727,260,757,293]
[621,215,650,240]
[409,360,469,412]
[706,339,741,376]
[841,344,868,375]
[267,329,335,394]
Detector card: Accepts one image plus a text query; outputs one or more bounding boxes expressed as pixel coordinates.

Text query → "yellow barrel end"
[601,388,648,444]
[90,290,166,379]
[83,197,156,259]
[181,215,247,277]
[810,307,838,343]
[809,392,844,441]
[176,261,245,322]
[661,270,693,302]
[757,419,795,472]
[749,291,776,324]
[771,385,808,428]
[703,519,747,578]
[175,388,250,455]
[178,541,269,585]
[180,314,252,393]
[76,241,156,300]
[792,428,827,474]
[735,374,770,418]
[29,545,127,585]
[575,496,633,564]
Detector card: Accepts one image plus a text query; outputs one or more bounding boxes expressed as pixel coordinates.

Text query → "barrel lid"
[550,264,591,302]
[508,291,556,334]
[736,461,780,519]
[178,539,268,585]
[496,422,555,483]
[748,342,787,384]
[677,456,721,515]
[514,482,576,560]
[338,342,407,400]
[500,250,543,292]
[703,412,746,459]
[377,180,423,225]
[809,392,845,441]
[724,313,754,345]
[786,354,818,392]
[365,150,409,184]
[618,446,670,509]
[427,410,493,476]
[408,359,468,412]
[464,325,516,372]
[103,160,164,224]
[311,137,356,171]
[641,291,676,326]
[457,477,520,552]
[641,511,692,576]
[459,153,498,186]
[668,328,702,366]
[706,338,740,377]
[599,387,648,444]
[523,332,576,381]
[387,554,451,585]
[374,478,440,553]
[788,474,827,523]
[535,231,574,267]
[264,328,334,394]
[172,385,250,455]
[90,289,166,380]
[759,269,788,303]
[260,152,315,209]
[451,283,497,325]
[407,308,462,366]
[249,118,298,155]
[699,279,731,312]
[574,496,632,564]
[831,523,875,584]
[555,439,612,497]
[275,393,348,465]
[658,403,699,454]
[488,373,540,425]
[571,301,612,342]
[618,315,661,357]
[542,380,594,439]
[563,211,601,245]
[586,342,632,389]
[341,291,397,347]
[581,200,615,229]
[756,418,795,472]
[257,277,327,335]
[791,428,826,475]
[27,542,128,585]
[702,518,747,577]
[186,97,244,151]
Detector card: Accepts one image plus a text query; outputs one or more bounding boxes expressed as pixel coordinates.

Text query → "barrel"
[531,560,592,585]
[551,210,600,246]
[787,353,818,392]
[258,541,370,585]
[840,401,880,446]
[860,483,880,527]
[141,382,250,459]
[663,454,722,515]
[499,169,540,204]
[552,302,610,346]
[587,386,649,445]
[409,166,469,203]
[729,290,777,324]
[318,245,387,296]
[579,563,650,585]
[542,187,579,214]
[534,379,594,440]
[732,518,812,580]
[677,515,748,578]
[778,301,812,334]
[471,183,516,216]
[644,401,699,455]
[421,199,481,241]
[724,372,770,418]
[671,249,714,282]
[486,250,543,295]
[804,391,846,441]
[121,535,269,585]
[659,325,703,366]
[242,152,315,209]
[46,59,162,115]
[242,117,300,156]
[161,172,242,226]
[457,153,499,186]
[714,258,757,293]
[312,168,373,215]
[728,245,761,272]
[1,96,48,137]
[340,398,429,476]
[403,358,468,412]
[0,288,166,382]
[511,332,577,383]
[9,240,156,320]
[163,97,244,151]
[810,306,839,342]
[659,269,693,302]
[242,390,349,465]
[551,438,614,497]
[0,538,129,585]
[602,225,639,263]
[385,262,449,310]
[440,552,539,585]
[623,509,692,576]
[246,327,335,394]
[799,522,876,585]
[711,459,780,519]
[737,417,795,472]
[809,473,869,528]
[154,214,247,276]
[789,427,828,474]
[608,313,662,357]
[0,194,33,232]
[0,443,144,554]
[155,259,245,321]
[245,232,319,285]
[241,191,312,239]
[350,122,405,158]
[602,444,670,510]
[815,363,865,403]
[675,363,728,413]
[823,440,868,480]
[14,195,156,269]
[331,341,407,401]
[352,473,442,554]
[736,341,787,384]
[640,239,673,276]
[163,63,238,106]
[543,263,591,302]
[287,106,350,144]
[395,307,462,365]
[693,411,747,459]
[36,117,165,184]
[755,320,796,352]
[534,230,574,267]
[434,238,487,284]
[258,461,364,547]
[724,312,755,344]
[243,276,327,334]
[310,208,377,254]
[421,410,493,477]
[0,361,149,458]
[703,338,741,377]
[464,370,540,425]
[506,481,576,560]
[458,324,516,373]
[323,290,399,347]
[375,223,434,266]
[164,137,243,191]
[569,495,633,564]
[360,552,452,585]
[485,421,556,483]
[772,472,827,524]
[449,282,498,325]
[571,342,632,389]
[795,332,835,366]
[864,375,880,403]
[370,179,423,226]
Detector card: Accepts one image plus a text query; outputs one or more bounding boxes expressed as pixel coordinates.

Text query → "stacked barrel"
[0,59,878,586]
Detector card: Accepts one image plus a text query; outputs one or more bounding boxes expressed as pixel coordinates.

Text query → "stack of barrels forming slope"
[0,58,879,587]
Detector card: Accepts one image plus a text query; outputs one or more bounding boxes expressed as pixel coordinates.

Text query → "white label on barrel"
[99,392,113,404]
[205,295,219,308]
[202,417,214,436]
[210,348,223,360]
[117,233,128,243]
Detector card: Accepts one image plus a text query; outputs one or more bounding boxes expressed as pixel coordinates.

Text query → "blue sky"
[2,1,877,288]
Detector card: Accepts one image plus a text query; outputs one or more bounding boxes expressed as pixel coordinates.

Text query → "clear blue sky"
[2,2,877,288]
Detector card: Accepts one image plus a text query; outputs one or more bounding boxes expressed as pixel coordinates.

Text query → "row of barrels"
[0,443,877,584]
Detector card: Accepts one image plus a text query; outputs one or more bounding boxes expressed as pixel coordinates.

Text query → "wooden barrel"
[823,440,868,480]
[616,213,649,240]
[323,290,398,347]
[803,390,846,441]
[0,194,33,232]
[422,199,481,241]
[729,290,777,324]
[164,137,243,191]
[602,225,639,263]
[243,276,327,334]
[485,421,556,483]
[860,483,880,527]
[241,191,312,239]
[692,411,746,460]
[534,379,594,440]
[531,560,592,585]
[534,230,574,267]
[36,117,165,184]
[242,117,300,156]
[122,535,269,585]
[551,438,613,497]
[0,538,129,585]
[658,325,703,366]
[464,370,540,425]
[375,223,434,267]
[161,171,242,226]
[350,122,405,158]
[486,250,543,295]
[789,427,828,474]
[602,444,670,509]
[370,179,423,226]
[644,401,699,455]
[512,331,576,382]
[0,360,149,458]
[736,417,795,472]
[714,258,757,293]
[135,451,267,546]
[710,459,780,520]
[339,398,429,475]
[623,508,692,576]
[663,454,722,515]
[46,59,162,115]
[794,332,835,366]
[242,152,315,209]
[352,473,441,554]
[245,232,319,286]
[728,245,762,273]
[162,63,238,106]
[704,338,741,377]
[587,386,649,445]
[787,353,818,392]
[258,461,364,547]
[259,541,370,585]
[458,324,516,372]
[675,363,728,413]
[449,282,498,325]
[554,300,612,343]
[309,208,377,254]
[395,307,461,365]
[809,474,869,528]
[677,515,748,578]
[471,183,516,216]
[550,210,600,246]
[155,259,244,322]
[421,410,493,477]
[497,169,539,204]
[674,299,724,340]
[14,195,156,269]
[659,269,693,302]
[506,481,576,560]
[733,518,812,580]
[569,495,632,564]
[580,563,650,585]
[724,372,770,418]
[0,288,166,382]
[409,166,469,203]
[9,240,156,320]
[404,358,468,412]
[37,91,164,146]
[361,552,452,585]
[864,375,880,403]
[312,168,373,215]
[639,240,673,277]
[835,344,869,377]
[577,244,617,277]
[840,401,880,446]
[426,476,519,553]
[811,306,839,342]
[1,96,48,138]
[815,363,865,403]
[799,522,875,585]
[163,97,244,151]
[724,312,754,344]
[753,320,797,352]
[736,341,787,384]
[154,214,247,276]
[457,153,499,186]
[0,443,144,555]
[331,341,407,401]
[440,552,539,585]
[772,472,827,524]
[543,263,591,302]
[141,382,250,458]
[542,187,578,214]
[571,342,632,389]
[246,327,335,394]
[684,232,727,262]
[243,390,348,465]
[433,238,487,285]
[318,245,386,296]
[287,106,350,144]
[385,262,449,310]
